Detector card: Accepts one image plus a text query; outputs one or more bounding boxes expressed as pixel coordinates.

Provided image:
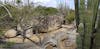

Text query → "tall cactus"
[78,0,86,49]
[87,0,94,10]
[94,12,100,49]
[89,0,100,49]
[93,4,100,49]
[74,0,80,31]
[80,0,86,49]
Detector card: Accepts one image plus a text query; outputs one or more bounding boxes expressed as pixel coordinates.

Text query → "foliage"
[76,0,100,49]
[65,10,75,24]
[35,6,58,16]
[16,0,22,4]
[57,0,75,24]
[0,30,4,36]
[0,42,15,48]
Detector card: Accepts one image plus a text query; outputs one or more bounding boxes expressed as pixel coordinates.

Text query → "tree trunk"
[74,0,80,32]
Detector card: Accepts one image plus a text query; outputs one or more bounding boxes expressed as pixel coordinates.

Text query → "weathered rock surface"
[25,28,33,38]
[5,36,23,43]
[4,29,17,37]
[3,24,78,49]
[5,35,40,43]
[24,35,40,43]
[26,15,64,32]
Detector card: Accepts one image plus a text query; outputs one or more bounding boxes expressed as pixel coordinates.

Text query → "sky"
[1,0,75,9]
[32,0,75,9]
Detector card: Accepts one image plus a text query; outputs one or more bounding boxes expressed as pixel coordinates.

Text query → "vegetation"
[0,0,100,49]
[57,0,75,24]
[0,0,75,34]
[75,0,100,49]
[0,1,75,47]
[0,42,15,48]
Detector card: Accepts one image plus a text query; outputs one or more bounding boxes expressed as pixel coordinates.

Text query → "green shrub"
[65,10,75,24]
[0,42,15,48]
[0,30,4,36]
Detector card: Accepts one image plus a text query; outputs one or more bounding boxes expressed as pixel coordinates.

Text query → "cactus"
[74,0,80,31]
[79,0,86,49]
[89,0,100,49]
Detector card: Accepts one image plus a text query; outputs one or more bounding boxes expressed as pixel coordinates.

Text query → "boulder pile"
[3,15,78,49]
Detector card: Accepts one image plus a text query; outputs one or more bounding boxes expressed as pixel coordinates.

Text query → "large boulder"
[36,15,64,32]
[16,14,64,33]
[47,15,64,32]
[4,29,17,37]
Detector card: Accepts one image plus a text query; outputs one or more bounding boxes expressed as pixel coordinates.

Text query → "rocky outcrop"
[19,15,64,33]
[44,15,64,32]
[3,14,78,49]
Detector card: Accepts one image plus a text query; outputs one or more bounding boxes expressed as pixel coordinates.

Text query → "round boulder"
[4,29,17,37]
